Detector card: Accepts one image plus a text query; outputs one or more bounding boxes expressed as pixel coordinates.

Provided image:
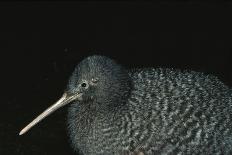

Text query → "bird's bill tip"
[19,129,26,135]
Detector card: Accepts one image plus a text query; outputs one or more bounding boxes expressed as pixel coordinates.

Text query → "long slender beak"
[19,92,82,135]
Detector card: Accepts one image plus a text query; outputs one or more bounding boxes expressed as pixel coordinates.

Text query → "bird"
[19,55,232,155]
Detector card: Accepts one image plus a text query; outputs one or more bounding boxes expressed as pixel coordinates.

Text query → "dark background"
[1,1,232,155]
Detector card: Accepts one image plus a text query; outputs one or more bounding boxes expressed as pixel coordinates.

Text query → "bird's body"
[67,60,232,155]
[20,55,232,155]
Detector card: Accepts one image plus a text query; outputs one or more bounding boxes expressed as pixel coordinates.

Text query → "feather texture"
[67,56,232,155]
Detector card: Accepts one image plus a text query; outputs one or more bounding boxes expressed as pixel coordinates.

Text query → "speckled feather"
[67,56,232,155]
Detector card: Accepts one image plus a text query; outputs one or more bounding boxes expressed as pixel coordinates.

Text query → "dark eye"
[81,82,87,88]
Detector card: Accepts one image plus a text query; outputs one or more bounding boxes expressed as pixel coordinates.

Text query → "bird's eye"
[81,82,87,88]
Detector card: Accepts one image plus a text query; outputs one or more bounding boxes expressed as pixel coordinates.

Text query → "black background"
[1,2,232,155]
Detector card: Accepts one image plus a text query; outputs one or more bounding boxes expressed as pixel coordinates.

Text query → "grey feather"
[67,55,232,155]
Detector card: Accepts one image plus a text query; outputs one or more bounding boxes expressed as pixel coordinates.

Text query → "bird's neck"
[86,99,128,119]
[68,98,129,131]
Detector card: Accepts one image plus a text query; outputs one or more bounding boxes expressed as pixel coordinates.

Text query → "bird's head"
[19,55,131,135]
[67,55,131,106]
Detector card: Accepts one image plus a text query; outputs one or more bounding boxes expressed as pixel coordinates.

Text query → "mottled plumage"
[19,55,232,154]
[66,55,232,155]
